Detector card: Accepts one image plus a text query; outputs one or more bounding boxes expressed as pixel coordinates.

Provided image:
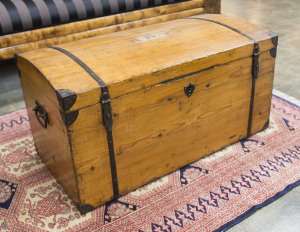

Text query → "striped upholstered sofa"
[0,0,220,60]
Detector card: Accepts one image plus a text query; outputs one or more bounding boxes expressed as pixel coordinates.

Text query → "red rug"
[0,92,299,232]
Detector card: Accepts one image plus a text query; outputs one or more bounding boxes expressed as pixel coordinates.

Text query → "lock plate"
[184,83,196,97]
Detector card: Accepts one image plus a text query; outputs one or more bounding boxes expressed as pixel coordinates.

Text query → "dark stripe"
[133,0,141,10]
[161,0,169,5]
[0,23,3,35]
[247,56,256,137]
[101,0,112,15]
[105,127,119,198]
[188,17,259,138]
[154,0,162,6]
[10,0,33,30]
[44,0,61,24]
[63,0,78,21]
[118,0,127,12]
[0,0,23,33]
[23,0,42,28]
[81,0,96,18]
[148,0,155,7]
[247,72,256,136]
[50,46,120,199]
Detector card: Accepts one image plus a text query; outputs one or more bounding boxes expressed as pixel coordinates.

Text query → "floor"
[223,0,300,231]
[222,0,300,101]
[0,60,25,114]
[0,0,299,231]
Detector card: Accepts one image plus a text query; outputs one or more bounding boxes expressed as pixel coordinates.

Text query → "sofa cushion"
[0,0,188,35]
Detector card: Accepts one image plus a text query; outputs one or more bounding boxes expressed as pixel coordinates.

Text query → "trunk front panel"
[68,50,275,207]
[112,50,274,195]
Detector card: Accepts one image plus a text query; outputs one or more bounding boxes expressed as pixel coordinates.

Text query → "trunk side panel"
[17,57,80,203]
[251,51,276,134]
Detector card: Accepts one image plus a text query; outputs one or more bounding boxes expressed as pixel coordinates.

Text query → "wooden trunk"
[17,14,278,214]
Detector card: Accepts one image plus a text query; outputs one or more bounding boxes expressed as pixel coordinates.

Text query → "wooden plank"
[0,7,205,60]
[69,104,114,206]
[0,0,204,48]
[17,57,80,204]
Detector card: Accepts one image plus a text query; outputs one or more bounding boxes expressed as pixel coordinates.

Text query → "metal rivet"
[206,82,210,87]
[168,96,173,101]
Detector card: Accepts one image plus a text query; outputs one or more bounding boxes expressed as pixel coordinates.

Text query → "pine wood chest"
[17,14,278,214]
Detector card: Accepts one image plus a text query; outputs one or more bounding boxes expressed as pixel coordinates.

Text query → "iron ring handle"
[32,100,49,129]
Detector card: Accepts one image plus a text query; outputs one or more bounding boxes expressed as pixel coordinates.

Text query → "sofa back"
[0,0,219,36]
[0,0,220,60]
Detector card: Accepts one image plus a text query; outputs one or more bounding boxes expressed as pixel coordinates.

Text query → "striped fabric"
[0,0,188,36]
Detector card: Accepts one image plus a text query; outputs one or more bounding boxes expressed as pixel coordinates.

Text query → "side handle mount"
[33,100,49,129]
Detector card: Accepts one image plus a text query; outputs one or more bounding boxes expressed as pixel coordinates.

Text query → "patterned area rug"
[0,91,299,232]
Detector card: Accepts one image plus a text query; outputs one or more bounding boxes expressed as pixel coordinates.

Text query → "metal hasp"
[100,86,119,198]
[253,42,260,79]
[101,88,113,130]
[32,100,49,129]
[184,83,196,97]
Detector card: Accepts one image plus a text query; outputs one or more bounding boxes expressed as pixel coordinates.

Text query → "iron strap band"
[50,46,120,199]
[187,17,260,137]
